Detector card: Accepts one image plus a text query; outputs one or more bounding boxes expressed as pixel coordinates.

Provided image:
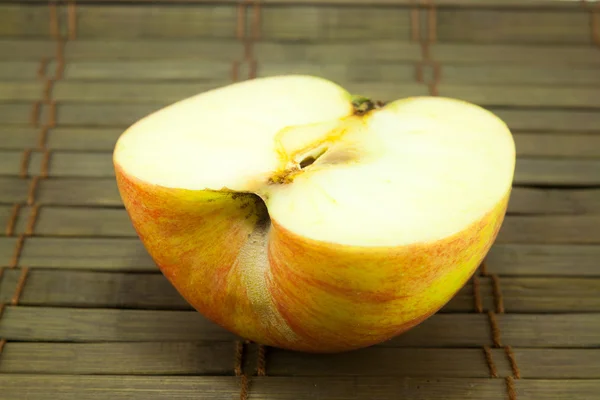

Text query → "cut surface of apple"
[114,75,515,352]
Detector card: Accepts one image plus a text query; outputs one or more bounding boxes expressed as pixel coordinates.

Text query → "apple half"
[113,75,515,353]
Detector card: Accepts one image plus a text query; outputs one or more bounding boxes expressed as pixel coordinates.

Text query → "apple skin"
[115,162,509,353]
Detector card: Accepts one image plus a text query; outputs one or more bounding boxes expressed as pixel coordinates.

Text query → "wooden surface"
[1,1,600,399]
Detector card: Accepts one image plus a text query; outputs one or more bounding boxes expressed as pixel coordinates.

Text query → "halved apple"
[113,75,515,353]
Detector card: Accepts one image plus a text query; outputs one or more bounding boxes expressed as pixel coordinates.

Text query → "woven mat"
[1,1,600,399]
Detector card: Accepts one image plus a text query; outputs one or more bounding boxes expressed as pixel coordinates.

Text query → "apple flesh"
[113,75,515,353]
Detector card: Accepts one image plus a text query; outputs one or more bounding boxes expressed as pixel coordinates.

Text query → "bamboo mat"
[1,1,600,399]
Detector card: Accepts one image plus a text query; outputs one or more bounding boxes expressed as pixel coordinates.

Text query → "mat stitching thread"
[257,344,267,376]
[5,205,21,237]
[0,4,58,359]
[235,340,267,399]
[594,9,600,46]
[37,58,49,79]
[505,345,521,380]
[472,275,483,313]
[233,1,246,81]
[67,0,77,40]
[483,346,498,378]
[247,0,260,79]
[473,263,499,379]
[411,0,440,96]
[234,0,255,82]
[20,150,32,179]
[55,41,65,80]
[1,184,35,361]
[49,2,60,39]
[11,268,30,306]
[234,340,250,400]
[582,0,600,46]
[43,78,54,105]
[234,340,244,377]
[31,101,41,128]
[486,267,521,400]
[487,310,502,348]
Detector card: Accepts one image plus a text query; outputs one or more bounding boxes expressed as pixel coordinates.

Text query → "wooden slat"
[0,375,241,400]
[0,151,115,178]
[46,128,120,152]
[0,104,36,125]
[487,244,600,277]
[0,127,38,150]
[436,9,590,45]
[254,42,600,66]
[513,134,600,158]
[507,187,600,215]
[0,237,156,270]
[253,41,422,63]
[1,269,598,313]
[496,216,600,245]
[498,277,600,312]
[0,178,122,206]
[13,206,137,237]
[74,4,238,39]
[0,342,237,375]
[61,60,237,81]
[0,344,500,377]
[265,347,600,378]
[3,150,600,185]
[6,343,596,379]
[515,349,600,379]
[438,85,600,108]
[48,103,161,127]
[255,62,418,84]
[493,109,600,133]
[259,5,412,40]
[51,81,235,103]
[0,81,44,101]
[64,40,244,61]
[1,375,599,400]
[0,306,237,342]
[0,127,122,151]
[255,62,600,86]
[0,5,51,38]
[3,39,596,67]
[0,39,55,61]
[431,43,600,66]
[514,158,600,186]
[0,177,29,204]
[0,61,45,80]
[439,65,600,86]
[1,307,599,347]
[0,270,187,309]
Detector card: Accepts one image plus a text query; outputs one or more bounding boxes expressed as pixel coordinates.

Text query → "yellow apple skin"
[115,162,509,353]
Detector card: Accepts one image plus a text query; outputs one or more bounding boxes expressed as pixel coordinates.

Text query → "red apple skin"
[115,162,509,353]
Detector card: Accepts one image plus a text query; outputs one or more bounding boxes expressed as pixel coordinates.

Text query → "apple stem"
[351,96,386,116]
